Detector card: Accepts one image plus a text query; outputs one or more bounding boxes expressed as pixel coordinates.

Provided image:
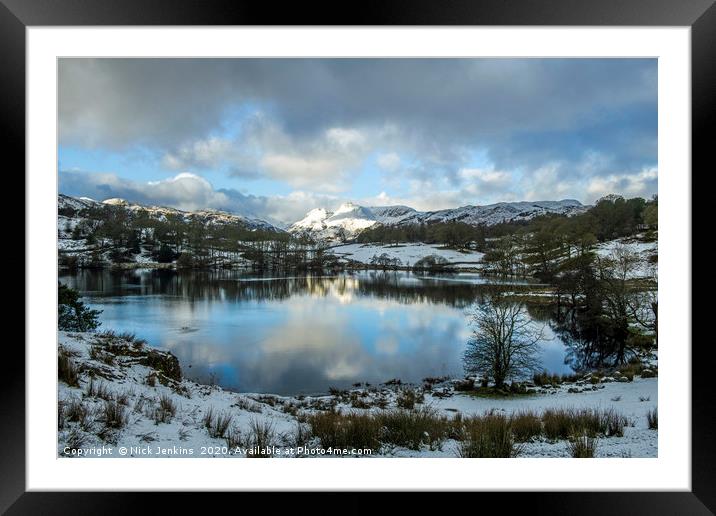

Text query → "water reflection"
[60,269,573,394]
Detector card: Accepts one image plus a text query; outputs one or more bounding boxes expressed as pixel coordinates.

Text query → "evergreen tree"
[58,283,102,331]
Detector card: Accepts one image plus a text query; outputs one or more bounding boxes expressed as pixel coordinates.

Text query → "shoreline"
[58,330,658,458]
[60,261,487,274]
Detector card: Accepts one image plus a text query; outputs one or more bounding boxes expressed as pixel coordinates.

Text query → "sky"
[58,58,657,226]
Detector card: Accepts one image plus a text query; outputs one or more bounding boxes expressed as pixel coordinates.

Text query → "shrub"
[64,397,95,431]
[58,400,67,430]
[377,407,449,451]
[453,379,475,391]
[175,252,196,269]
[58,347,80,386]
[85,378,112,400]
[541,408,628,439]
[510,410,542,442]
[140,350,182,382]
[225,427,243,450]
[568,434,597,458]
[603,409,628,437]
[542,408,603,440]
[95,330,147,352]
[101,400,128,429]
[153,394,177,424]
[457,414,521,458]
[532,371,549,386]
[647,408,658,429]
[533,371,568,387]
[235,397,263,413]
[509,382,528,394]
[115,390,132,406]
[89,345,114,365]
[306,410,381,451]
[396,388,423,410]
[154,244,177,263]
[246,419,276,458]
[290,421,311,448]
[640,368,657,378]
[350,396,371,409]
[178,427,191,441]
[203,407,233,438]
[62,428,87,455]
[137,431,158,443]
[413,254,454,273]
[59,254,79,270]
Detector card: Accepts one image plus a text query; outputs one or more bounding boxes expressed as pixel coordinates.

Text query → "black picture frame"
[5,0,710,512]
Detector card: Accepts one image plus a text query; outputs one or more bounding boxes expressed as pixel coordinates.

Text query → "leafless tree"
[463,291,545,388]
[597,244,653,362]
[628,263,658,346]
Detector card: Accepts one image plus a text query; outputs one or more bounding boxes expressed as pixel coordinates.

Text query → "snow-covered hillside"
[58,194,284,268]
[59,331,657,458]
[419,199,586,225]
[330,242,484,269]
[595,236,658,279]
[290,199,587,241]
[58,194,281,232]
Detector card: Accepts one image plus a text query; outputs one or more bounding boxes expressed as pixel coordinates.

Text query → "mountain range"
[57,194,282,233]
[58,194,587,241]
[288,200,587,240]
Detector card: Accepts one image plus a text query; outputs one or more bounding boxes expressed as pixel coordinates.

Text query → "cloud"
[161,115,371,192]
[161,137,245,173]
[360,184,472,212]
[60,170,234,213]
[377,153,401,172]
[59,58,658,204]
[459,168,513,194]
[518,165,576,203]
[59,169,342,226]
[586,167,658,201]
[60,59,656,163]
[256,126,367,192]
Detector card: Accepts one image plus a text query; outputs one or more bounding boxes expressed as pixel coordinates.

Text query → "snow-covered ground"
[417,380,657,458]
[58,331,657,458]
[594,236,657,279]
[329,243,484,269]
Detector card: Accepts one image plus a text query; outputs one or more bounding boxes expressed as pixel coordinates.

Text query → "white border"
[27,27,691,491]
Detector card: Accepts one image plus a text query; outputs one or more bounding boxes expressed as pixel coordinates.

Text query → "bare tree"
[627,263,658,346]
[463,291,545,388]
[596,244,645,363]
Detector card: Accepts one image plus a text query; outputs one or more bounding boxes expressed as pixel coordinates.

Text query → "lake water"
[59,269,574,395]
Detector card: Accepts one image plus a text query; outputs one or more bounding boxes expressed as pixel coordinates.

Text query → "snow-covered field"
[58,331,657,458]
[329,243,484,269]
[594,236,657,279]
[419,380,657,458]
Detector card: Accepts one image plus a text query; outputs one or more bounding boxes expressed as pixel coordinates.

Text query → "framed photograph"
[7,0,711,511]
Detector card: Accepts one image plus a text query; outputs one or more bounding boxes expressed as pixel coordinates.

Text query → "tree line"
[60,204,341,271]
[357,195,657,256]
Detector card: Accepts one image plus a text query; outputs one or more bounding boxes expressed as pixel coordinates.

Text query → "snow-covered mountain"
[290,202,382,239]
[59,194,587,243]
[58,194,283,233]
[289,199,587,240]
[416,199,587,226]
